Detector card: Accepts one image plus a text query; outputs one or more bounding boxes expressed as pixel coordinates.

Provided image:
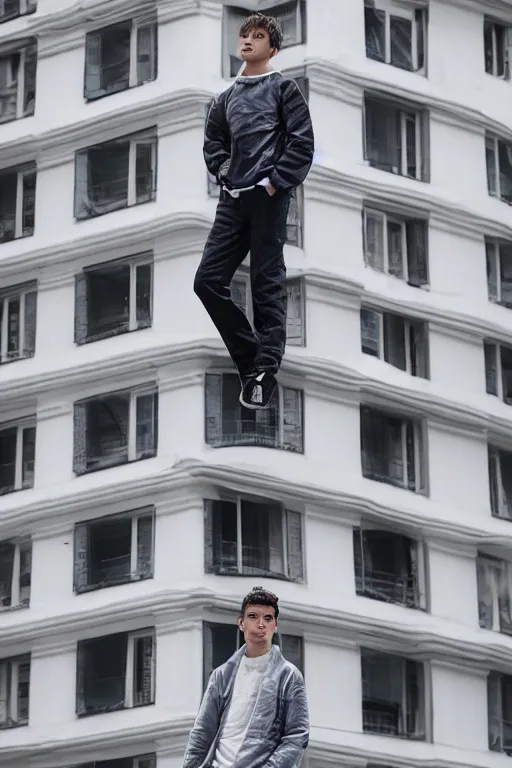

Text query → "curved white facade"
[1,0,512,767]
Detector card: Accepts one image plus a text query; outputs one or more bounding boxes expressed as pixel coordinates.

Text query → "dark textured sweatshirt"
[203,70,315,192]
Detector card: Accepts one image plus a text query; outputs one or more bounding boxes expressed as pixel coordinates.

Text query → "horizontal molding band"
[2,587,512,688]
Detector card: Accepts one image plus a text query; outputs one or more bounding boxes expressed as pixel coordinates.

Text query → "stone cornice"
[307,57,511,141]
[308,741,489,768]
[0,212,211,283]
[2,337,512,448]
[0,89,211,171]
[306,164,500,243]
[9,717,188,766]
[6,587,512,680]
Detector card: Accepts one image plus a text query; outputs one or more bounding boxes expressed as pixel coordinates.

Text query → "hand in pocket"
[265,184,276,197]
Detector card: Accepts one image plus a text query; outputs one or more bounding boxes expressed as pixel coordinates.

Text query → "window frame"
[486,133,512,204]
[360,305,429,377]
[0,655,30,728]
[488,670,512,753]
[0,0,36,24]
[364,0,428,74]
[484,18,512,79]
[486,239,512,308]
[0,162,36,243]
[205,371,304,453]
[84,14,158,102]
[353,526,428,609]
[74,128,158,221]
[74,506,155,594]
[488,444,512,520]
[74,252,153,345]
[362,206,429,286]
[0,39,37,124]
[0,538,31,609]
[477,553,512,634]
[360,405,427,494]
[361,647,428,740]
[0,282,37,364]
[204,496,304,582]
[363,94,429,182]
[0,419,36,495]
[76,629,155,716]
[73,384,158,476]
[485,340,512,404]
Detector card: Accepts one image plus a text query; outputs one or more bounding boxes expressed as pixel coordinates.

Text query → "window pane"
[89,142,130,213]
[0,542,14,606]
[135,142,155,203]
[498,140,512,203]
[99,23,130,95]
[0,172,17,242]
[390,15,413,70]
[365,7,385,61]
[90,518,132,585]
[241,501,284,576]
[484,21,494,74]
[387,221,404,278]
[217,500,237,572]
[88,265,130,340]
[86,393,129,471]
[136,264,152,328]
[21,426,35,489]
[384,313,406,371]
[405,113,417,178]
[0,427,16,493]
[486,137,497,195]
[6,297,20,358]
[0,54,18,123]
[501,346,512,403]
[365,99,401,173]
[22,171,35,236]
[82,634,127,713]
[500,245,512,306]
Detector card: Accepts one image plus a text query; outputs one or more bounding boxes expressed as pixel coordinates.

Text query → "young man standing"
[182,587,309,768]
[194,14,315,410]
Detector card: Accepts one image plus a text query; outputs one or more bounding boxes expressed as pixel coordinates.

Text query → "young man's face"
[238,603,277,649]
[238,26,276,64]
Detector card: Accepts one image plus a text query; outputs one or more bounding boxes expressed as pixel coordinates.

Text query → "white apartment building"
[2,0,512,766]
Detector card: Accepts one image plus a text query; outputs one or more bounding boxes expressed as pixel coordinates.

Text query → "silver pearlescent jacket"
[183,644,309,768]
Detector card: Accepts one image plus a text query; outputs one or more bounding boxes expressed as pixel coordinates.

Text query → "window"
[73,757,156,768]
[489,671,512,753]
[360,406,426,493]
[354,528,426,608]
[76,630,154,716]
[0,421,35,495]
[223,1,306,77]
[363,208,428,287]
[74,255,152,345]
[0,540,31,609]
[85,16,157,101]
[486,134,512,204]
[204,497,304,581]
[361,649,426,739]
[477,554,512,634]
[0,39,36,124]
[203,622,303,686]
[74,129,157,220]
[73,387,158,475]
[0,283,36,363]
[74,508,154,594]
[364,0,427,73]
[486,240,512,307]
[230,273,305,346]
[205,373,303,452]
[484,19,511,79]
[0,0,36,24]
[0,656,29,728]
[361,307,428,377]
[286,185,304,247]
[484,341,512,404]
[364,95,429,182]
[0,163,35,243]
[488,445,512,520]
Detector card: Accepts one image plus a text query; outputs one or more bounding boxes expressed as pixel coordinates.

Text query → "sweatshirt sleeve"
[269,80,315,191]
[203,95,231,183]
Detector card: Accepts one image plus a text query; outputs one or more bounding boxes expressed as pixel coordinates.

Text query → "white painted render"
[1,0,512,767]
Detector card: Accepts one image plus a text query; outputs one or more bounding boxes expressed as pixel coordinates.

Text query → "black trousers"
[194,186,291,376]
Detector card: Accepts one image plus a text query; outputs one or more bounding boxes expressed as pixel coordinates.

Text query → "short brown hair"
[239,13,283,52]
[240,586,279,619]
